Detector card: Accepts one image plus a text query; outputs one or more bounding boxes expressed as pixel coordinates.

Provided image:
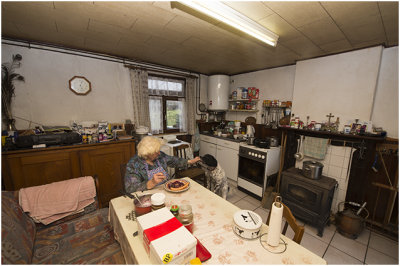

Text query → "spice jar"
[151,193,166,211]
[178,205,194,233]
[170,205,179,217]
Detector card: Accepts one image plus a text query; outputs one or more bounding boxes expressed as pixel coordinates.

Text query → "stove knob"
[258,154,262,158]
[248,152,252,155]
[261,155,265,159]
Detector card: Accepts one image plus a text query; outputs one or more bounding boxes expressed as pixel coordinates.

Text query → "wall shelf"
[229,99,259,102]
[228,99,259,112]
[227,109,259,112]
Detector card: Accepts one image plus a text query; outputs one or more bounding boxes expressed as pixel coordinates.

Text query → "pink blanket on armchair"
[19,176,96,225]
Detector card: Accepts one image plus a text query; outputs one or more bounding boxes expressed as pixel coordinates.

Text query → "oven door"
[238,155,266,186]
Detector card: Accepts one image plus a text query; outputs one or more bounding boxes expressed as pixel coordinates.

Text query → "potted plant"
[2,54,25,130]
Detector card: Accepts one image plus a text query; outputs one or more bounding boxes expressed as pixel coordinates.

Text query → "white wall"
[2,44,134,129]
[3,42,398,138]
[291,46,383,130]
[227,65,296,122]
[371,46,399,138]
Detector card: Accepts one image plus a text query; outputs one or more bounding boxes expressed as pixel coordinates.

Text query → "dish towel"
[19,176,96,225]
[303,136,329,160]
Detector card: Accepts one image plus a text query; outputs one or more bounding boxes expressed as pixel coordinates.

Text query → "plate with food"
[164,179,190,193]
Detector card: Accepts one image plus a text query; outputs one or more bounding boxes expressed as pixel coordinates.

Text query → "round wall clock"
[69,76,91,95]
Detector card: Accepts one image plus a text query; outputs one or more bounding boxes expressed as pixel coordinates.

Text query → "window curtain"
[185,77,196,135]
[179,98,187,133]
[129,69,151,129]
[149,96,163,134]
[148,76,185,96]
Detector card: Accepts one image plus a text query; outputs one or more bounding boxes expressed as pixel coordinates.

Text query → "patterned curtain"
[185,77,197,135]
[129,69,151,128]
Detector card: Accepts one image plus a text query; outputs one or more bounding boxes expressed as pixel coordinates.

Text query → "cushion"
[32,208,125,264]
[1,191,36,264]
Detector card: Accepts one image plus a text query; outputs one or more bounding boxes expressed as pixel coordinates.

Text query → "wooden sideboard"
[2,140,136,207]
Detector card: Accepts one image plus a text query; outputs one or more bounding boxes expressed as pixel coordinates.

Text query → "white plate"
[164,179,190,193]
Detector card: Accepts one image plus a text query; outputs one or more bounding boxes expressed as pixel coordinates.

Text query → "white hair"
[137,136,166,159]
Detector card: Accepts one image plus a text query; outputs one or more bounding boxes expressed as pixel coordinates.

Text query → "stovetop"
[239,143,280,152]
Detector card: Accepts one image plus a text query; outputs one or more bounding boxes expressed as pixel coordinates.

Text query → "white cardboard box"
[137,207,197,264]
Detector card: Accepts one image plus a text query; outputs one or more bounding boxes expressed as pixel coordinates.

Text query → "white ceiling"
[2,1,398,75]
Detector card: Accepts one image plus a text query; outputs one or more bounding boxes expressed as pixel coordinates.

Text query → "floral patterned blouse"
[124,151,189,192]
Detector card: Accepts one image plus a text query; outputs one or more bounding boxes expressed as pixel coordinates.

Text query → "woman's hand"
[147,172,166,189]
[188,156,201,165]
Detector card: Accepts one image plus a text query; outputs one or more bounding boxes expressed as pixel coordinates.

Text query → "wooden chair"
[266,201,305,244]
[173,144,206,187]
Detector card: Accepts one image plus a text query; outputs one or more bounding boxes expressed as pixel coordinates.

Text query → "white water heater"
[208,75,229,111]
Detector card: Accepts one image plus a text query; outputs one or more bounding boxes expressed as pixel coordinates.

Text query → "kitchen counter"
[199,132,244,143]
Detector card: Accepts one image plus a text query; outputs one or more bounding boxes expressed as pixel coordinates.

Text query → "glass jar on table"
[178,205,194,233]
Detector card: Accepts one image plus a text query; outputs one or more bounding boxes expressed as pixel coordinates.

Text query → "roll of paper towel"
[266,200,283,246]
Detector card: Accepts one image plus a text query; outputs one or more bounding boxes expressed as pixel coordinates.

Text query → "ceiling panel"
[1,1,397,75]
[280,35,323,58]
[321,2,380,27]
[258,13,303,42]
[319,39,352,54]
[264,1,328,28]
[225,1,275,21]
[341,15,386,44]
[297,18,345,46]
[379,2,399,45]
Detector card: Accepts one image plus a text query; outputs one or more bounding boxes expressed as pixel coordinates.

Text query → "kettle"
[246,125,255,137]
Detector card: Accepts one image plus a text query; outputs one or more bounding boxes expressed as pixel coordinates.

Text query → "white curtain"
[149,96,163,134]
[148,76,185,96]
[130,69,151,129]
[185,77,196,135]
[179,98,187,133]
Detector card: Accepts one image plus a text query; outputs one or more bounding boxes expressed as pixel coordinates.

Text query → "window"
[148,75,187,134]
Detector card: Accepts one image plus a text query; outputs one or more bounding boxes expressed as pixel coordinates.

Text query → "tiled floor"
[225,181,399,265]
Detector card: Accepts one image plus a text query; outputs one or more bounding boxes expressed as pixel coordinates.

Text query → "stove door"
[238,155,266,186]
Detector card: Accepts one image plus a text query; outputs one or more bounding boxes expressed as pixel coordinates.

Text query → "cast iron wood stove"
[280,167,337,236]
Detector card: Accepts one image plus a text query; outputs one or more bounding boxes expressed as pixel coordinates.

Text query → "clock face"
[69,76,91,95]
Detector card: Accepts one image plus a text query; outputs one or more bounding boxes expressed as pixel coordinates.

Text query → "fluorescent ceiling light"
[178,1,279,47]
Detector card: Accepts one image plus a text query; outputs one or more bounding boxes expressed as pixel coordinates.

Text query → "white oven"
[237,143,280,199]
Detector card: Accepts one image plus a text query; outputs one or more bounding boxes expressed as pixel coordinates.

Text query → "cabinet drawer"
[217,139,239,150]
[200,135,217,144]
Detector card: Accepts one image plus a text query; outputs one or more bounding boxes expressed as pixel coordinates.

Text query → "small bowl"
[221,134,228,138]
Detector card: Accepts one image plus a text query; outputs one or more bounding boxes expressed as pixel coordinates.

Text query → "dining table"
[108,177,327,264]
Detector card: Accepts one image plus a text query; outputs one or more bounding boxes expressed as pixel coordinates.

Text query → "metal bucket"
[335,201,369,239]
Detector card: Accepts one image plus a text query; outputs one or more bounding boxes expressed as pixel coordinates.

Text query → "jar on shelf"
[242,88,248,99]
[178,204,194,233]
[151,193,166,211]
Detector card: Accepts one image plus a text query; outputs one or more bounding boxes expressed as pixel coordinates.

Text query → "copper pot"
[122,190,153,217]
[335,202,369,239]
[134,194,153,216]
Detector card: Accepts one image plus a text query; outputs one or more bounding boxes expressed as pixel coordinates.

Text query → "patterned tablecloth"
[109,178,326,264]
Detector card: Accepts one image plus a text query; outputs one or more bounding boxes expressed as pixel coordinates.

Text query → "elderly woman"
[125,136,201,192]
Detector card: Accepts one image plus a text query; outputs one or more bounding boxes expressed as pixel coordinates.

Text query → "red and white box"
[137,207,197,264]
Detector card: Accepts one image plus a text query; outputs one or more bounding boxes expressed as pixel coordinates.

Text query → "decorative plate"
[164,179,190,193]
[245,116,256,125]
